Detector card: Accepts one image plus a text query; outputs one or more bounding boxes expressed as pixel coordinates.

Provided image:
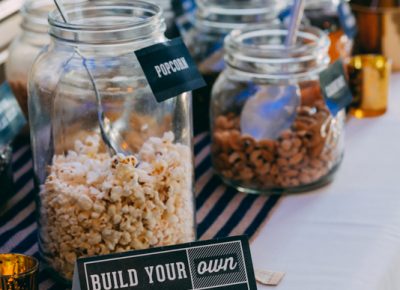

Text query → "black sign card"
[319,59,353,116]
[0,82,26,147]
[134,37,206,103]
[72,236,257,290]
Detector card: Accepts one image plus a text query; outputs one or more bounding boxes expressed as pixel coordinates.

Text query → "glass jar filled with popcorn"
[210,26,346,194]
[182,0,288,133]
[29,1,195,282]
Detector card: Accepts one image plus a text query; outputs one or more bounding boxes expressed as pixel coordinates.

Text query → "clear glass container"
[28,1,195,282]
[210,27,346,194]
[5,0,53,119]
[183,0,288,133]
[304,0,353,62]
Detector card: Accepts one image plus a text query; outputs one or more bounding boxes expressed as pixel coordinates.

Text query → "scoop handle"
[285,0,305,47]
[53,0,70,22]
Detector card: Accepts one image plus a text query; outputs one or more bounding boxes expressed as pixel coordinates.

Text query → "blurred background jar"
[304,0,354,62]
[29,0,195,282]
[182,0,288,134]
[350,0,400,71]
[210,26,346,194]
[5,0,52,121]
[148,0,179,37]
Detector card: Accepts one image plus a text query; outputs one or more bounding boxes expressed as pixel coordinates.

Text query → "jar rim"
[224,26,331,82]
[49,1,162,31]
[225,26,330,57]
[195,0,287,33]
[305,0,340,9]
[196,0,285,15]
[48,0,166,44]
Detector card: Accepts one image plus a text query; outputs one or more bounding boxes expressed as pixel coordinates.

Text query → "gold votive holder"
[0,254,39,290]
[351,4,400,71]
[348,55,391,118]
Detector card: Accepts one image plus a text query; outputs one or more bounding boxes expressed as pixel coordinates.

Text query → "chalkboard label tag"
[72,236,257,290]
[135,37,206,103]
[319,59,353,116]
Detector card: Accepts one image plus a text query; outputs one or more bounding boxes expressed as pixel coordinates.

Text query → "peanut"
[212,98,341,190]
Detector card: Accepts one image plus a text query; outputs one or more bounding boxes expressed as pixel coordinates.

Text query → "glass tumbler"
[348,54,391,118]
[0,254,38,290]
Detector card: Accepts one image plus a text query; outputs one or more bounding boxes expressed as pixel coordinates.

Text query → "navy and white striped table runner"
[0,133,280,289]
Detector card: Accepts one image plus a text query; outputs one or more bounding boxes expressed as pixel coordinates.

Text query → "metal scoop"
[54,0,130,156]
[240,0,305,140]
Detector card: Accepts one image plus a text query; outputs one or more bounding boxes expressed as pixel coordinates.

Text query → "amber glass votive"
[0,254,38,290]
[348,55,391,118]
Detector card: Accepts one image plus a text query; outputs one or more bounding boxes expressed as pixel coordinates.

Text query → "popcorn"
[39,132,195,280]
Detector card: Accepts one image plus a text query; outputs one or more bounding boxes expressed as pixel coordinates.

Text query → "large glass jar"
[183,0,288,134]
[5,0,52,119]
[210,27,346,194]
[304,0,353,62]
[28,1,195,281]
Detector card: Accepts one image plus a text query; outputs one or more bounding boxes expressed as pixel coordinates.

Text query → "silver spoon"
[240,0,305,140]
[285,0,305,47]
[53,0,131,156]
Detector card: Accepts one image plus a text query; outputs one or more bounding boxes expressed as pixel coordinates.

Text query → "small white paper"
[255,269,285,286]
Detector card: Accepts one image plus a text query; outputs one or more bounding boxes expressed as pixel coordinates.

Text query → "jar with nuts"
[210,26,346,194]
[29,1,195,282]
[181,0,289,133]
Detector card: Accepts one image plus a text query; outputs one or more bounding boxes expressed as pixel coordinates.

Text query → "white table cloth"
[252,73,400,290]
